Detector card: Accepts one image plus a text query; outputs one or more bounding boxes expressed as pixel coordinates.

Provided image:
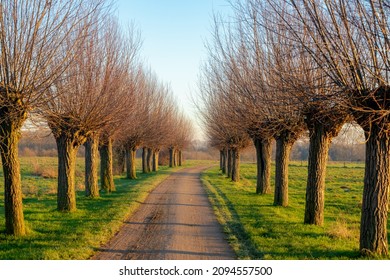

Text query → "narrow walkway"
[92,166,236,260]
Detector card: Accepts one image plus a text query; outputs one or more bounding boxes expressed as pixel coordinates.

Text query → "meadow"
[202,161,390,260]
[0,157,181,260]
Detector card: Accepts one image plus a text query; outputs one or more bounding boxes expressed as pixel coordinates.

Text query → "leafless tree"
[270,0,390,255]
[41,14,137,211]
[0,0,104,235]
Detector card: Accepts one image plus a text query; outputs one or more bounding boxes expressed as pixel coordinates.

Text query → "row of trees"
[0,0,192,237]
[199,0,389,256]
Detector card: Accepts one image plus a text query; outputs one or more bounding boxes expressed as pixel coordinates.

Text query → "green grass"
[202,161,390,260]
[0,157,186,260]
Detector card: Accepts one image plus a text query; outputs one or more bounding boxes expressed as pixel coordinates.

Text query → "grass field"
[0,157,185,260]
[202,161,390,260]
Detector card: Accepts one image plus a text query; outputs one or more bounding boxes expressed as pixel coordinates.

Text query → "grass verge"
[0,157,184,259]
[201,162,390,260]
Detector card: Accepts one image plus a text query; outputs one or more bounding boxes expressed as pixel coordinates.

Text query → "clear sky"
[115,0,232,140]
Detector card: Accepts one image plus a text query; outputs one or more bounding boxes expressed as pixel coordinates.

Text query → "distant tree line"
[0,0,192,237]
[199,0,389,256]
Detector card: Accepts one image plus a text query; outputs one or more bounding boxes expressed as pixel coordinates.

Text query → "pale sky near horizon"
[115,0,233,140]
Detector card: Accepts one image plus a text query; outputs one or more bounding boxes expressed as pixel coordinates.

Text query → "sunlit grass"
[202,161,390,260]
[0,157,186,259]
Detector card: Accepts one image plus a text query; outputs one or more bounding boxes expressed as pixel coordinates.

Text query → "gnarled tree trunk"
[113,145,126,175]
[231,148,240,182]
[304,113,346,225]
[227,149,232,178]
[359,124,389,256]
[178,150,183,166]
[152,149,159,172]
[126,147,137,179]
[169,147,175,167]
[147,148,153,172]
[55,134,81,212]
[274,135,293,207]
[0,112,26,235]
[222,148,228,174]
[100,136,115,192]
[254,137,272,194]
[84,134,99,198]
[142,147,148,173]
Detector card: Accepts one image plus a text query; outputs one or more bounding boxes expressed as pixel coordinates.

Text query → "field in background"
[0,157,191,259]
[202,161,390,259]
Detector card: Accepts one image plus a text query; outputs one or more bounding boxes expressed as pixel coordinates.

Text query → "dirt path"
[92,166,236,260]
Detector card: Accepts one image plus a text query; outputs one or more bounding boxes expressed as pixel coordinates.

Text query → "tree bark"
[55,134,80,212]
[222,148,228,174]
[173,149,178,167]
[274,136,293,207]
[304,124,332,225]
[100,137,115,192]
[152,149,159,172]
[178,150,183,166]
[0,117,26,236]
[227,149,232,178]
[231,148,240,182]
[84,134,99,198]
[147,148,153,172]
[254,137,272,194]
[114,145,125,175]
[142,147,148,173]
[126,147,137,179]
[220,150,223,170]
[169,147,175,168]
[359,124,389,256]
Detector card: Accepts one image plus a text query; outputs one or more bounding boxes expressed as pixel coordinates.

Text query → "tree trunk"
[169,147,174,168]
[114,145,125,175]
[173,149,178,167]
[100,137,115,192]
[274,137,293,207]
[84,134,99,198]
[142,147,148,173]
[178,150,183,166]
[152,149,159,172]
[55,134,80,212]
[227,149,232,178]
[359,125,389,256]
[254,137,272,194]
[147,148,153,172]
[0,118,26,236]
[222,148,228,174]
[126,147,137,179]
[304,124,331,225]
[220,150,223,170]
[231,148,240,182]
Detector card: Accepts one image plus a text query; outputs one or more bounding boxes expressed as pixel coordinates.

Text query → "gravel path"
[92,165,236,260]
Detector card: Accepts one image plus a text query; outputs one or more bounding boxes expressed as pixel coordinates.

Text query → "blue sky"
[115,0,232,139]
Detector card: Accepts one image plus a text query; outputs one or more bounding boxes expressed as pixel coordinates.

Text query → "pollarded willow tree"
[198,61,251,182]
[42,15,138,211]
[141,84,177,172]
[204,11,275,192]
[96,26,142,193]
[119,67,156,180]
[274,0,390,255]
[0,0,103,235]
[250,0,350,224]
